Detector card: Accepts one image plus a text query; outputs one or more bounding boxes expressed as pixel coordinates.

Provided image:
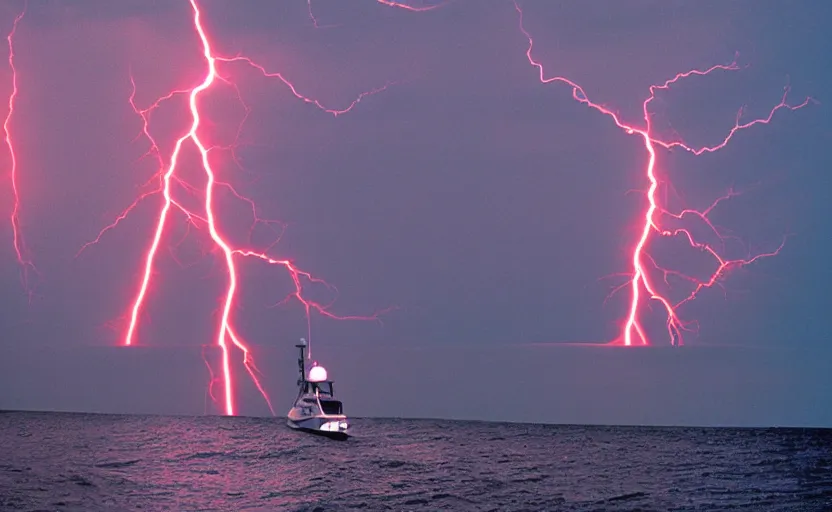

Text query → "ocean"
[1,411,830,511]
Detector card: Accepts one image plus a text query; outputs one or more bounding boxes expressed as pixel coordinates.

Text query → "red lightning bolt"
[73,0,395,416]
[6,0,816,418]
[514,2,814,346]
[4,8,37,295]
[376,0,451,11]
[307,0,449,29]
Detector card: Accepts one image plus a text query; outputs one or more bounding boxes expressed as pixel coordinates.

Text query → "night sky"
[0,0,829,425]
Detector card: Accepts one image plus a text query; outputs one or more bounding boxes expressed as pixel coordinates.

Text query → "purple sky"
[0,0,829,424]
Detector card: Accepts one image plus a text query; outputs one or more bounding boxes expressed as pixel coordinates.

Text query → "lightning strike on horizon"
[3,0,818,420]
[74,0,395,416]
[514,2,814,346]
[4,9,36,295]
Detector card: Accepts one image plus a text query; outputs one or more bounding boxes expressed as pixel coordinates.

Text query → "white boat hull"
[287,409,350,439]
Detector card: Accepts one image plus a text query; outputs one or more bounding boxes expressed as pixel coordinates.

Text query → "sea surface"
[1,411,830,511]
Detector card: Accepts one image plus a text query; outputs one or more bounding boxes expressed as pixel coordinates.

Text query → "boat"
[286,338,350,440]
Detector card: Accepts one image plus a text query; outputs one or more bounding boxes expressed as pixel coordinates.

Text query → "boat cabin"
[299,379,335,398]
[294,339,344,416]
[298,380,343,415]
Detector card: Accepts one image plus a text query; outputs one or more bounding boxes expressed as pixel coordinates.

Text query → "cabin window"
[319,399,342,415]
[314,382,334,396]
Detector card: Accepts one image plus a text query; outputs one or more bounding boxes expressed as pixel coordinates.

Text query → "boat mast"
[296,338,307,387]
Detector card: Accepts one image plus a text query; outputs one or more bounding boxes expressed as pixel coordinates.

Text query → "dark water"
[1,412,831,511]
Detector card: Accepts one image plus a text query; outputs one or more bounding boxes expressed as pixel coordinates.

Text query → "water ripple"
[0,412,831,511]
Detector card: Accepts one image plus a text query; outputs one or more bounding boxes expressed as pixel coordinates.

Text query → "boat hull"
[286,413,350,440]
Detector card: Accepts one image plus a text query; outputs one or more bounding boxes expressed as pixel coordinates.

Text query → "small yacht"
[286,338,350,440]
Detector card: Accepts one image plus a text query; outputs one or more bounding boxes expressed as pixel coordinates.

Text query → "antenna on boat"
[296,338,307,386]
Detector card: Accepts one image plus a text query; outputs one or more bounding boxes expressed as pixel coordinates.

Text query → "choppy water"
[1,411,831,511]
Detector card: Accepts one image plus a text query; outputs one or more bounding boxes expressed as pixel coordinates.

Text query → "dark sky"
[0,0,829,425]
